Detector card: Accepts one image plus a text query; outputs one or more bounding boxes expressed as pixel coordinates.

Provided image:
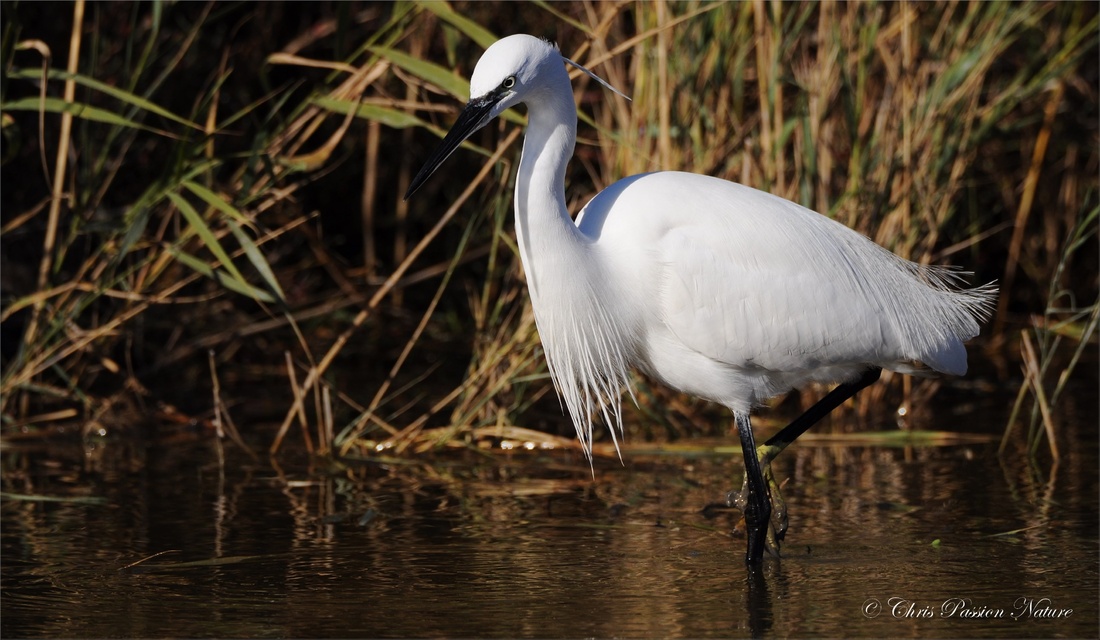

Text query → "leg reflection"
[743,562,775,637]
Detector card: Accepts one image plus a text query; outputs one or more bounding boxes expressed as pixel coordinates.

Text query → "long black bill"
[403,94,500,200]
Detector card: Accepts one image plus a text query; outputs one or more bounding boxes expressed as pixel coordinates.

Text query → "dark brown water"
[3,388,1097,638]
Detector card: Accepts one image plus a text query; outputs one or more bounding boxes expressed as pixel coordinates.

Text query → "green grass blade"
[416,1,497,49]
[228,219,287,305]
[166,245,276,303]
[369,46,470,100]
[531,1,592,34]
[8,67,203,130]
[314,96,523,139]
[313,96,425,128]
[1,97,169,135]
[166,191,252,293]
[181,180,286,304]
[182,180,255,229]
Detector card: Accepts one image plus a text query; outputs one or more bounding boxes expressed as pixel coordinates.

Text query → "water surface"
[2,390,1097,638]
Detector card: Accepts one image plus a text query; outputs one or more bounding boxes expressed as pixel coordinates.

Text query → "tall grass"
[1,1,1096,459]
[1001,204,1098,461]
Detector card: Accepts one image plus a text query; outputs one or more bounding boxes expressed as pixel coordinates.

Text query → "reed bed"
[1,1,1096,464]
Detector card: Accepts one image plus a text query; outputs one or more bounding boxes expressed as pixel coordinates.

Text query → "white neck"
[512,70,634,457]
[514,79,584,299]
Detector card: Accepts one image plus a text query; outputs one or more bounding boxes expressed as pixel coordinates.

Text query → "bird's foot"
[727,443,788,558]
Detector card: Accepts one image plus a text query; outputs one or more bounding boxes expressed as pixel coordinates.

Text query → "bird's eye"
[502,76,516,89]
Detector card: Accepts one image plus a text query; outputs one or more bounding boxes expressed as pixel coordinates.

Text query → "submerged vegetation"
[1,1,1096,464]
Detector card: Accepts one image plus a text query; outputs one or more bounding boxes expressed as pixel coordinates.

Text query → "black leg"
[763,367,882,453]
[728,367,883,560]
[736,412,771,565]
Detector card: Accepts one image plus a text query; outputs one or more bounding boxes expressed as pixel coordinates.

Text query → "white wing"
[579,172,993,377]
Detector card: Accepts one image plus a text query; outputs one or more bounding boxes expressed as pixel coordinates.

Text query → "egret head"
[404,35,627,200]
[404,35,561,200]
[469,35,562,113]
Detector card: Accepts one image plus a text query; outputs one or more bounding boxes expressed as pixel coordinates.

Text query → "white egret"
[404,34,996,564]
